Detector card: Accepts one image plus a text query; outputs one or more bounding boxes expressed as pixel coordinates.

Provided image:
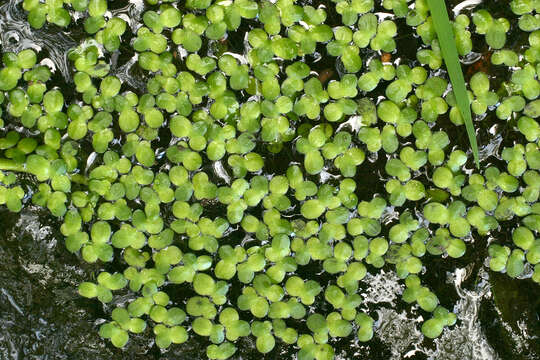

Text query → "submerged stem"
[0,158,26,173]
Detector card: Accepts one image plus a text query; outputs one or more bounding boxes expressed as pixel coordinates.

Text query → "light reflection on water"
[0,0,76,81]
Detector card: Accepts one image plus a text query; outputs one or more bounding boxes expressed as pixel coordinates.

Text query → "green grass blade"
[427,0,480,168]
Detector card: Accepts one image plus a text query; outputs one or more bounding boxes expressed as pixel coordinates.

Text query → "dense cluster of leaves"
[0,0,538,358]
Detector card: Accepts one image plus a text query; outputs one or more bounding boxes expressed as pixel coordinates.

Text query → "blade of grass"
[426,0,480,168]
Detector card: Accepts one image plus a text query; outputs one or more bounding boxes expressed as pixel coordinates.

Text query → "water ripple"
[0,0,77,81]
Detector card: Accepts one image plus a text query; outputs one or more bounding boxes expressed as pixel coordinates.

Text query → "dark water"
[1,206,538,360]
[0,0,539,359]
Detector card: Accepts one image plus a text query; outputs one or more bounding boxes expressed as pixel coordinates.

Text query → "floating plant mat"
[0,0,539,359]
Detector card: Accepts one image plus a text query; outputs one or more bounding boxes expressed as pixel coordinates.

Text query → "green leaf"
[427,0,479,168]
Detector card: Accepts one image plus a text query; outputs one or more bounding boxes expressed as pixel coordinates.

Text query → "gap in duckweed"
[0,0,539,359]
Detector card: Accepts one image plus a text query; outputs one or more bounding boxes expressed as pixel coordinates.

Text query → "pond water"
[0,0,539,359]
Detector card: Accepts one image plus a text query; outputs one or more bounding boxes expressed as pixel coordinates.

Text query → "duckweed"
[0,0,538,357]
